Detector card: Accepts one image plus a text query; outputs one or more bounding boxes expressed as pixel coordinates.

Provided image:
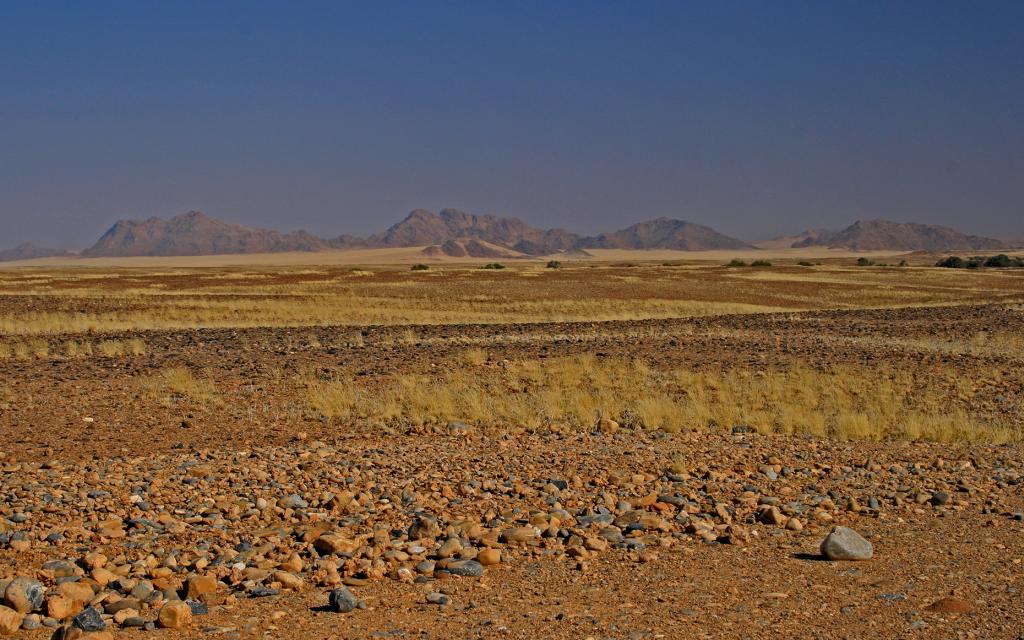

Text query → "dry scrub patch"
[304,356,1015,443]
[144,366,219,408]
[1,263,1022,335]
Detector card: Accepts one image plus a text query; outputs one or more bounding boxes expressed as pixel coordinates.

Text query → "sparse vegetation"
[936,254,1024,269]
[482,263,506,270]
[726,259,747,267]
[303,355,1015,443]
[460,347,488,366]
[750,260,772,267]
[797,261,814,267]
[856,257,875,266]
[410,263,430,271]
[1,264,1020,335]
[546,260,562,269]
[144,367,219,406]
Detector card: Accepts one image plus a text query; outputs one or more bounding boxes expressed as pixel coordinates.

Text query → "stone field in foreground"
[0,428,1021,639]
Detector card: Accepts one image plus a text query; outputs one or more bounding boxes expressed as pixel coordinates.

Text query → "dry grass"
[460,347,488,366]
[0,338,146,360]
[1,263,1021,336]
[303,355,1016,443]
[144,367,219,407]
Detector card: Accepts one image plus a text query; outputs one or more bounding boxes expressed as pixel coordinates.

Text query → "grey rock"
[442,559,484,577]
[72,606,107,632]
[426,592,450,605]
[249,586,280,598]
[281,494,308,509]
[820,526,873,561]
[328,587,360,613]
[4,576,44,612]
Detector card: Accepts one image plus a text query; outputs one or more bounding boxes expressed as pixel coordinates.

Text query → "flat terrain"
[0,260,1022,639]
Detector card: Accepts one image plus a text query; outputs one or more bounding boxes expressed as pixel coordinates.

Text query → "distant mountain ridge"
[65,208,754,259]
[82,211,328,257]
[0,243,71,262]
[2,209,1012,261]
[576,218,753,251]
[792,219,1006,251]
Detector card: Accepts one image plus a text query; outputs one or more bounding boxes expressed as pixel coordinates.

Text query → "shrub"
[546,260,562,269]
[482,263,506,270]
[797,260,813,267]
[936,256,964,268]
[751,260,772,267]
[410,264,429,271]
[726,259,747,267]
[984,254,1013,268]
[856,257,874,266]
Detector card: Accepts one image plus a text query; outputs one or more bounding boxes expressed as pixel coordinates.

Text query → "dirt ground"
[0,264,1022,639]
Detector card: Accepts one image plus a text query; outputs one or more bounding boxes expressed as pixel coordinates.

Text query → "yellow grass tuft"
[460,347,488,366]
[302,356,1016,443]
[145,367,219,407]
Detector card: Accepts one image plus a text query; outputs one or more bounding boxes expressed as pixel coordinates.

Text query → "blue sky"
[1,1,1022,246]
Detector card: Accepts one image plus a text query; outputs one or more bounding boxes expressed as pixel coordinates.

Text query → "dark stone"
[187,600,209,615]
[249,586,280,598]
[440,560,484,577]
[328,587,360,613]
[72,606,107,632]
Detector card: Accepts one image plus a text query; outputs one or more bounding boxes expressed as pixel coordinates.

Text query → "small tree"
[984,254,1012,268]
[546,260,562,269]
[856,257,874,266]
[935,256,964,268]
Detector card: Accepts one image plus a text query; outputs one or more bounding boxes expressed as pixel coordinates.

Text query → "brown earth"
[0,265,1022,639]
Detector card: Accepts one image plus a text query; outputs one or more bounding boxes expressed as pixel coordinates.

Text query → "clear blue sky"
[2,1,1022,247]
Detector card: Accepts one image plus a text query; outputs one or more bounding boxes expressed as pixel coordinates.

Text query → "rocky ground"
[0,428,1022,638]
[3,304,1024,462]
[0,303,1023,638]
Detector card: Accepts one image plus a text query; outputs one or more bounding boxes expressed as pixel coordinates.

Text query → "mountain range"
[790,219,1007,252]
[0,209,1015,261]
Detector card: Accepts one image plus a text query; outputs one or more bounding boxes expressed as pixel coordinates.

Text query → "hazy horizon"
[2,2,1022,247]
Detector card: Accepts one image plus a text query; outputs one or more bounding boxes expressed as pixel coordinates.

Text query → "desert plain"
[0,252,1022,639]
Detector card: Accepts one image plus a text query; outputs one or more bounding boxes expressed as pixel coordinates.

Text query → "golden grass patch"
[303,356,1015,443]
[144,366,219,407]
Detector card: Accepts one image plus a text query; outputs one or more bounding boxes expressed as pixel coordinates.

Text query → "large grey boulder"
[820,526,873,560]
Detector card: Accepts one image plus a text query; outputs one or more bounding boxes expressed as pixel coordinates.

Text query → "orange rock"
[0,606,22,637]
[158,600,192,629]
[57,581,94,608]
[186,574,219,599]
[46,595,80,621]
[927,597,974,614]
[477,548,501,566]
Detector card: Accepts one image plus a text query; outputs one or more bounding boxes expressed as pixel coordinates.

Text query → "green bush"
[797,260,813,267]
[546,260,562,269]
[482,263,506,270]
[726,259,747,267]
[984,254,1012,268]
[410,263,430,271]
[751,260,772,267]
[856,257,874,266]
